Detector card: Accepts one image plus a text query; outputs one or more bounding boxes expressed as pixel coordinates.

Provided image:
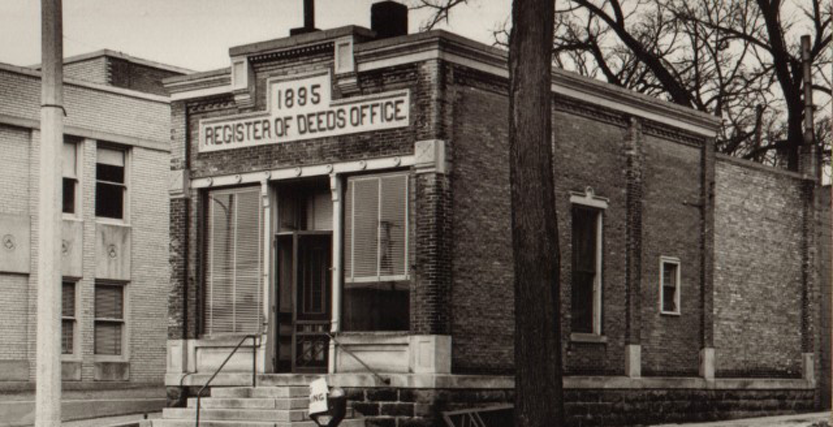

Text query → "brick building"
[0,51,188,423]
[161,4,830,426]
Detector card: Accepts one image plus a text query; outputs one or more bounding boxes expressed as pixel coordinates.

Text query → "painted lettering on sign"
[199,73,410,152]
[308,377,329,415]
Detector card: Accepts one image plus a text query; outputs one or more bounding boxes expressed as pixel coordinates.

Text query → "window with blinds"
[205,187,263,335]
[96,146,127,220]
[342,173,409,331]
[94,282,125,356]
[62,281,76,355]
[344,173,409,282]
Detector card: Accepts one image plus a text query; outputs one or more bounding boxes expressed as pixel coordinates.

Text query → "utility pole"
[35,0,63,426]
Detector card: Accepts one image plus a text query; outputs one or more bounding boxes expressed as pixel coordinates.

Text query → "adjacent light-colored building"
[0,50,188,424]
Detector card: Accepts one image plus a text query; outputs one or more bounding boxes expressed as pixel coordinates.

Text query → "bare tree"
[508,0,565,425]
[415,0,832,170]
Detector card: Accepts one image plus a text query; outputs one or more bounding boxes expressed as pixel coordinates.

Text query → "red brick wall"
[639,135,703,377]
[449,83,514,374]
[713,157,805,377]
[819,185,830,407]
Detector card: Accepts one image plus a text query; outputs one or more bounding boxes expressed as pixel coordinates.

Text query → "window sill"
[93,355,129,363]
[95,218,131,227]
[62,215,83,222]
[660,311,681,317]
[570,333,607,344]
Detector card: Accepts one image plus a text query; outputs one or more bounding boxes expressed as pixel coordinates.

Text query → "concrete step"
[163,407,307,422]
[257,375,328,387]
[188,397,309,410]
[152,418,365,427]
[212,387,308,399]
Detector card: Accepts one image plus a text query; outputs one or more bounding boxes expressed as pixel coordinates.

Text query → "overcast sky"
[0,1,511,72]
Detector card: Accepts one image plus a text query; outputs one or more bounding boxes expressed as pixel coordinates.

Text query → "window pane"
[571,207,599,333]
[97,147,124,167]
[662,262,678,312]
[205,189,262,335]
[343,284,409,331]
[351,179,380,278]
[380,175,407,276]
[96,163,125,184]
[233,190,262,333]
[96,182,124,219]
[62,282,75,318]
[62,142,77,179]
[62,319,74,355]
[94,322,122,355]
[95,285,123,320]
[62,178,76,214]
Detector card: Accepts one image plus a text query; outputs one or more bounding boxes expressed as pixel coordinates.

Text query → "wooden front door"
[275,232,331,373]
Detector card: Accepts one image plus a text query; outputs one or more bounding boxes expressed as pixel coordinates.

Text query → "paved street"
[653,412,830,427]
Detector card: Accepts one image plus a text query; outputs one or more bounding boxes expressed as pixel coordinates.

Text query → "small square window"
[660,257,681,315]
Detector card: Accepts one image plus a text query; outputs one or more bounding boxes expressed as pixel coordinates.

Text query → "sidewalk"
[652,412,831,427]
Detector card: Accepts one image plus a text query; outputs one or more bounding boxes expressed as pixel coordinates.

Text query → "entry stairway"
[153,381,365,427]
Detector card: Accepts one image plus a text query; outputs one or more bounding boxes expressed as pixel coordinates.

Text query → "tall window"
[343,173,409,331]
[660,257,681,315]
[62,140,79,215]
[205,187,262,335]
[62,281,76,355]
[571,204,603,335]
[94,282,126,356]
[96,146,126,220]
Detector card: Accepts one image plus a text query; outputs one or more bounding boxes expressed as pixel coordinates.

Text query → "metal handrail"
[195,334,260,427]
[327,333,390,385]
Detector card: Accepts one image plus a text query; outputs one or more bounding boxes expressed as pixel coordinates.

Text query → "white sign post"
[199,72,410,153]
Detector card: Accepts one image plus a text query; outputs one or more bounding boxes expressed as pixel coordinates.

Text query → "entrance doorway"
[273,180,333,373]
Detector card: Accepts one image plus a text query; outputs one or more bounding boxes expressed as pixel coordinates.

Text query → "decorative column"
[624,117,643,378]
[328,173,343,373]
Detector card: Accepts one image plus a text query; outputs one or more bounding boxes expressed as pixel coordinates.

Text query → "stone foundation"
[344,387,816,427]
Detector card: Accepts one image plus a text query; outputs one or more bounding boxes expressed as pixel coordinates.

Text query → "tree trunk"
[508,0,564,426]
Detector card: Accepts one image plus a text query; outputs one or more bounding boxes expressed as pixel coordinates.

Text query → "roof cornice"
[162,29,721,137]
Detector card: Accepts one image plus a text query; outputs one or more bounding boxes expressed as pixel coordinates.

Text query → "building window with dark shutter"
[204,187,262,335]
[62,139,80,215]
[94,282,126,356]
[62,281,76,355]
[95,146,127,220]
[342,172,409,331]
[660,257,681,315]
[569,188,607,340]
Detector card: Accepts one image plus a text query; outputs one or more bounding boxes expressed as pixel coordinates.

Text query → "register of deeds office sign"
[199,72,410,153]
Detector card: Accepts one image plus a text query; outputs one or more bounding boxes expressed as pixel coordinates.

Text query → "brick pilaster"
[624,117,643,346]
[412,170,453,335]
[700,138,716,350]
